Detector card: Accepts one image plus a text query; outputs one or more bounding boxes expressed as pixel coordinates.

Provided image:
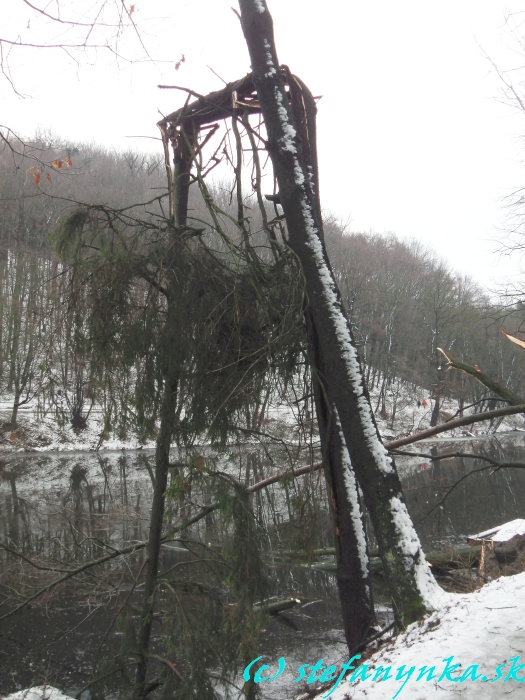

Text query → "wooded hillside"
[1,134,524,436]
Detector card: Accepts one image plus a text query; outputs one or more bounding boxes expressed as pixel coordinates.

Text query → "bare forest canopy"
[1,134,525,435]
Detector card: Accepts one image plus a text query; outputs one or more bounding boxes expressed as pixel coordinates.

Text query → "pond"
[1,434,524,699]
[397,433,525,551]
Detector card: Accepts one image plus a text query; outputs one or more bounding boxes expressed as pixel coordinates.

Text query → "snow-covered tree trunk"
[238,0,443,627]
[306,309,375,650]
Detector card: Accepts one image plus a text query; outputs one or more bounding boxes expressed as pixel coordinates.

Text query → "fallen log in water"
[300,546,482,575]
[253,597,301,614]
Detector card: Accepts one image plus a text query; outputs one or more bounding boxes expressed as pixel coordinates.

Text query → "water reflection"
[397,434,525,550]
[0,449,340,698]
[1,454,150,569]
[0,435,524,697]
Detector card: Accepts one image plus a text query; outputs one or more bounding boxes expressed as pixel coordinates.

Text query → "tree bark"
[238,0,442,627]
[306,309,375,650]
[132,365,178,699]
[133,129,194,699]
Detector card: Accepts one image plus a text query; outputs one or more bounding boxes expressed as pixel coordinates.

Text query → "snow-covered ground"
[2,688,74,700]
[285,571,525,700]
[1,375,523,454]
[0,402,157,453]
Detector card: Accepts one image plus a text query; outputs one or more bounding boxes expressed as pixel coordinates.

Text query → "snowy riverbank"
[1,377,524,455]
[301,571,525,700]
[5,572,524,700]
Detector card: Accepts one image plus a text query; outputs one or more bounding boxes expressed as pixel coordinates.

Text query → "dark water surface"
[0,434,524,698]
[398,433,525,550]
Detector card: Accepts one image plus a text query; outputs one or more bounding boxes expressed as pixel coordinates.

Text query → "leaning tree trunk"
[238,0,443,627]
[306,309,375,650]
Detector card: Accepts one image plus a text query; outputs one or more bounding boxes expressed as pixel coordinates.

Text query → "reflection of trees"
[1,463,31,550]
[0,454,150,568]
[399,440,525,548]
[6,440,523,697]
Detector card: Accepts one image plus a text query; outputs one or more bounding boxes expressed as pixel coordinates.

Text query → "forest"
[2,135,524,438]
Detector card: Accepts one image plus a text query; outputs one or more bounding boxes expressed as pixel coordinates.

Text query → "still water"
[0,434,524,698]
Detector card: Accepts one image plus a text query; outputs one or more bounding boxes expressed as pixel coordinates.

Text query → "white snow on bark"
[268,78,445,608]
[337,418,369,578]
[293,160,305,185]
[253,0,266,13]
[390,496,449,609]
[264,74,444,609]
[273,86,297,153]
[269,78,393,474]
[259,38,294,149]
[296,177,394,474]
[307,164,316,194]
[307,227,392,470]
[263,39,276,77]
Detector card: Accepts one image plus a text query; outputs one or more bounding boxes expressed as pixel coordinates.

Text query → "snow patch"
[253,0,266,12]
[307,164,316,194]
[338,419,369,578]
[263,38,276,77]
[2,687,74,700]
[390,496,448,609]
[273,85,297,154]
[293,160,305,186]
[472,518,525,543]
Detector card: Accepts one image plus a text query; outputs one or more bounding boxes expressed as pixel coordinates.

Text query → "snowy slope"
[302,572,525,700]
[1,373,523,454]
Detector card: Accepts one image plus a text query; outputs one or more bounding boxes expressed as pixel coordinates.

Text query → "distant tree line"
[326,220,525,425]
[1,134,524,433]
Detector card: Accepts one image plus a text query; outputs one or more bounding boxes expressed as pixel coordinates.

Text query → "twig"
[0,541,147,622]
[93,556,150,669]
[415,465,495,524]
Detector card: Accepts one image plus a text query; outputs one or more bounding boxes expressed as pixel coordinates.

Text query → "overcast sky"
[3,1,525,291]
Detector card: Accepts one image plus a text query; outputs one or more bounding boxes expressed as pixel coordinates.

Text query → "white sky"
[3,0,525,291]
